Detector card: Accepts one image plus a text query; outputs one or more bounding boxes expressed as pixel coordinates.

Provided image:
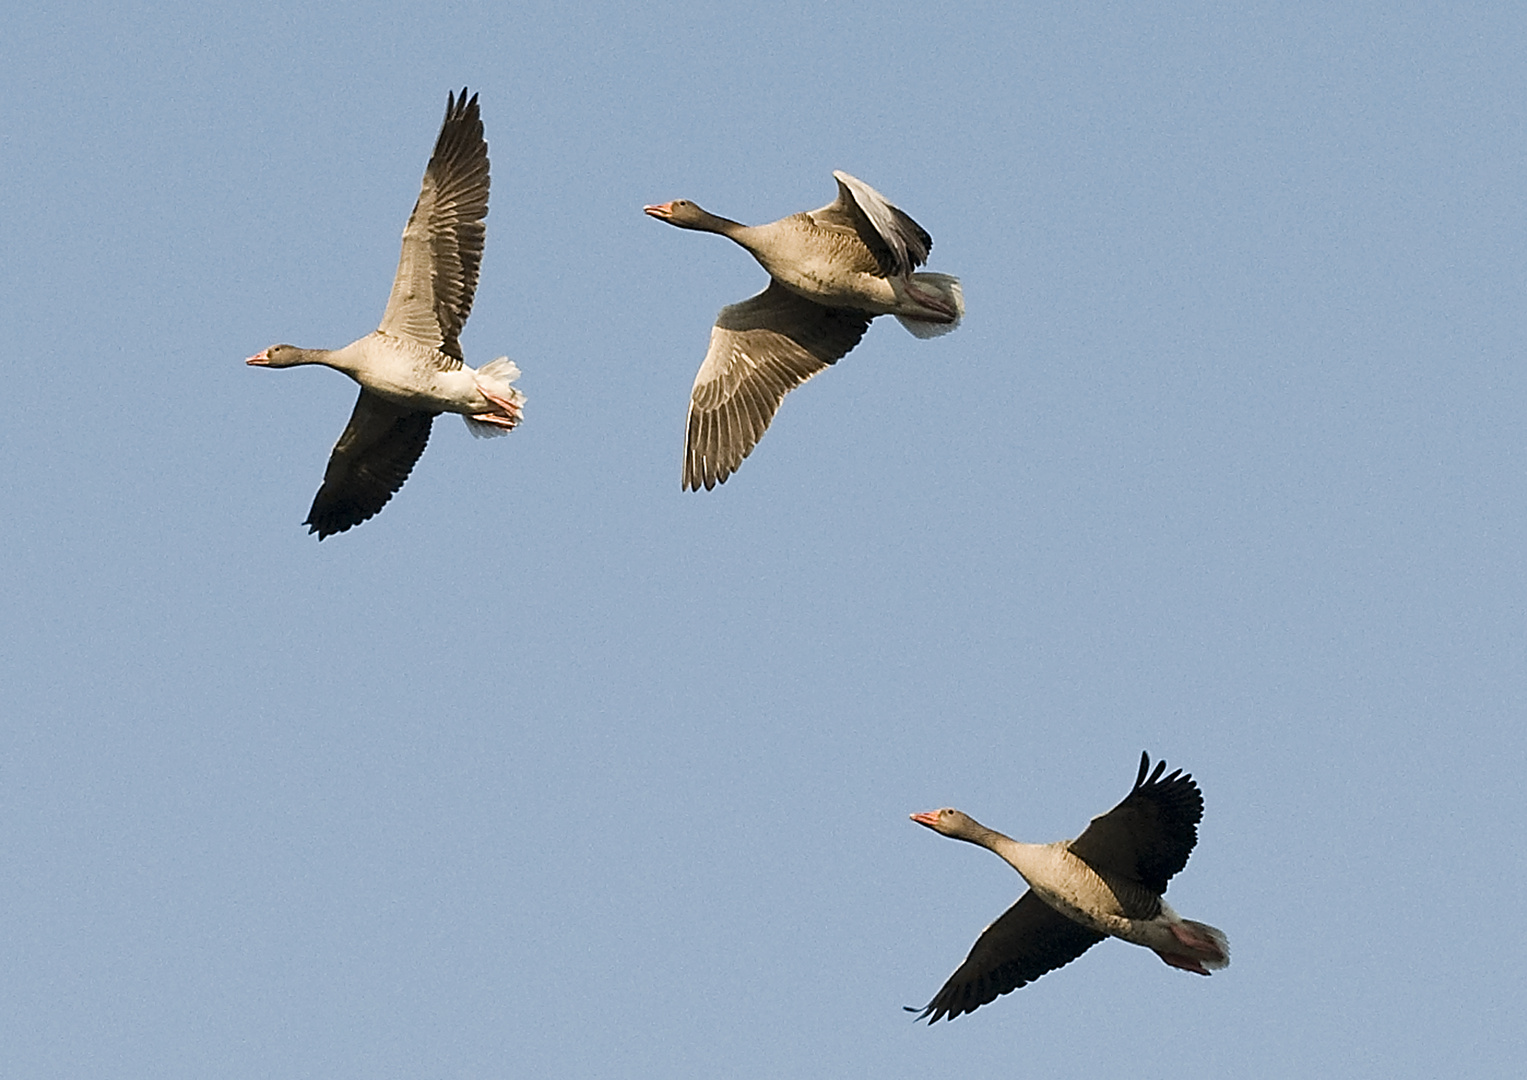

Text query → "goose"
[908,752,1228,1022]
[248,89,524,539]
[644,171,963,490]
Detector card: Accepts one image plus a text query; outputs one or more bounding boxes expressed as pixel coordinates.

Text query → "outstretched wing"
[810,170,933,278]
[305,390,436,539]
[1067,752,1205,894]
[377,88,489,363]
[683,281,871,491]
[909,891,1105,1023]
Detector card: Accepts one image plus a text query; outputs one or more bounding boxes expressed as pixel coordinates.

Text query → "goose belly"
[767,259,899,314]
[1029,880,1133,939]
[1021,850,1138,939]
[376,367,487,413]
[350,336,488,413]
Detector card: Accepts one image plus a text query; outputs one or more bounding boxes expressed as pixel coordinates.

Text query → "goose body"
[909,753,1228,1023]
[249,89,524,539]
[645,171,963,491]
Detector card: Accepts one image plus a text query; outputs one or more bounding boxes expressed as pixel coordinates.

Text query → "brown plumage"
[249,89,524,539]
[645,171,964,490]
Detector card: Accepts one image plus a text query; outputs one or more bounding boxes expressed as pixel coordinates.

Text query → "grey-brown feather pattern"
[812,171,933,278]
[305,390,435,539]
[783,213,885,276]
[909,891,1106,1023]
[377,88,489,364]
[683,281,870,490]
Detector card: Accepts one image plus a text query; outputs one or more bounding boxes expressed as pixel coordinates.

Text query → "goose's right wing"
[811,170,933,278]
[1068,752,1205,894]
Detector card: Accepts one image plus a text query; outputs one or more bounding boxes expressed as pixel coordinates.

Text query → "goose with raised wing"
[908,752,1228,1023]
[644,171,963,490]
[249,89,524,539]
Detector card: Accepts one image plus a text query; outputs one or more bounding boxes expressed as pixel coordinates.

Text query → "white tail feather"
[464,415,512,438]
[477,356,523,388]
[896,273,964,338]
[463,357,525,438]
[1181,919,1231,969]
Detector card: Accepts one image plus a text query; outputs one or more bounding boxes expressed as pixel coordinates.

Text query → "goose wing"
[1067,752,1205,894]
[683,280,870,490]
[377,88,489,365]
[809,170,932,278]
[909,891,1105,1023]
[305,390,436,539]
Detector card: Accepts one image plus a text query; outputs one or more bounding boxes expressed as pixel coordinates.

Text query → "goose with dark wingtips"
[644,171,963,491]
[908,752,1228,1023]
[248,88,524,539]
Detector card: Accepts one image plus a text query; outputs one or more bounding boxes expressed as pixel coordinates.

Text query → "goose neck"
[964,824,1047,879]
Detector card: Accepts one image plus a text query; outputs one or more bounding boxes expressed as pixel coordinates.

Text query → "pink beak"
[246,350,271,366]
[910,811,941,828]
[643,202,674,219]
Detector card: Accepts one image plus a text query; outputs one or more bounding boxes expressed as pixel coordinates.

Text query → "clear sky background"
[3,2,1525,1077]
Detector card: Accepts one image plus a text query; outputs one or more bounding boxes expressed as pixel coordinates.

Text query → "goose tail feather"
[896,273,964,338]
[464,357,525,438]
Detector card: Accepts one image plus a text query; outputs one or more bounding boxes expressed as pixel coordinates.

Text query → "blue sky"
[3,2,1525,1077]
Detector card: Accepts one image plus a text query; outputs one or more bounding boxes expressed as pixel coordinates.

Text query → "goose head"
[643,200,736,234]
[246,345,309,367]
[911,808,980,838]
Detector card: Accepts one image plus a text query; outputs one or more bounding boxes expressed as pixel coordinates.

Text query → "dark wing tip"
[443,87,480,126]
[906,1001,944,1024]
[1128,751,1206,843]
[1133,751,1179,793]
[303,496,379,540]
[304,490,376,539]
[303,510,359,541]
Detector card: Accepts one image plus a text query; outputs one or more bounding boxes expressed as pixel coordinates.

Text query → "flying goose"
[644,171,963,490]
[909,752,1228,1022]
[249,89,524,539]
